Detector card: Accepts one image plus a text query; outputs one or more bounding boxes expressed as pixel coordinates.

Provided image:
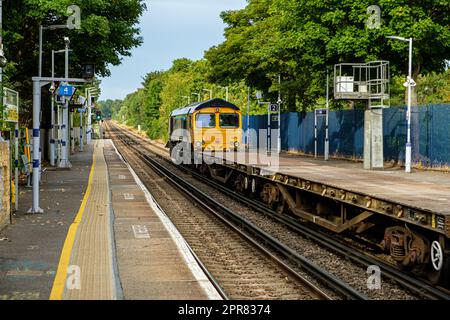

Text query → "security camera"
[64,37,70,45]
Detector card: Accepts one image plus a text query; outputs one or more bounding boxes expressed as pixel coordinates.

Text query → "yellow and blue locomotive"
[167,98,243,154]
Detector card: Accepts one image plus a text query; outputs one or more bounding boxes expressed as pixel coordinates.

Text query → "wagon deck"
[205,151,450,236]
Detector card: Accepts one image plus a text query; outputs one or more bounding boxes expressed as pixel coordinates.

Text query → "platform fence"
[243,104,450,167]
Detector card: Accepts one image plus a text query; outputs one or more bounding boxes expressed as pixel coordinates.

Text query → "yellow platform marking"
[49,151,97,300]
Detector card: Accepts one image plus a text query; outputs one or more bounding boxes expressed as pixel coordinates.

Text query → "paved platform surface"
[58,140,118,300]
[115,125,450,216]
[0,145,93,300]
[0,138,220,300]
[110,124,450,217]
[104,140,219,300]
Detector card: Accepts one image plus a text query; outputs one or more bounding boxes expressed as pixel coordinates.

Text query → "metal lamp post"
[192,92,201,102]
[50,50,56,166]
[277,75,282,155]
[86,87,98,144]
[221,86,229,101]
[256,91,279,155]
[38,23,70,169]
[246,86,251,150]
[39,24,70,77]
[50,48,72,166]
[387,36,415,173]
[58,37,71,168]
[79,103,84,152]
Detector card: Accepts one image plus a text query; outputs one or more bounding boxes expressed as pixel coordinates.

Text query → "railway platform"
[0,139,221,300]
[202,150,450,241]
[211,150,450,216]
[122,125,450,244]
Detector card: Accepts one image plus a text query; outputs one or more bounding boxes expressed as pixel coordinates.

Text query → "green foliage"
[3,0,146,125]
[107,1,450,140]
[107,58,273,141]
[98,99,122,119]
[206,0,450,111]
[390,68,450,106]
[416,69,450,105]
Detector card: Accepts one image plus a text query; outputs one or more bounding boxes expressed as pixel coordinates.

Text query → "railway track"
[111,123,450,300]
[108,122,450,300]
[106,122,369,300]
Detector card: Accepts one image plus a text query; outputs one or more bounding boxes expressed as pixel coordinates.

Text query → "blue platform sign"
[58,85,75,97]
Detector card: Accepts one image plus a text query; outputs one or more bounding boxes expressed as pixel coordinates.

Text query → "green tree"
[206,0,450,111]
[98,99,123,119]
[141,71,164,138]
[3,0,146,124]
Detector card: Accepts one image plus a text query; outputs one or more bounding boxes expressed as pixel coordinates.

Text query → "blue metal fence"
[243,104,450,167]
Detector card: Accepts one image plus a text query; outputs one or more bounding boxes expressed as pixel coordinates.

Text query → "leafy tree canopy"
[3,0,146,123]
[205,0,450,111]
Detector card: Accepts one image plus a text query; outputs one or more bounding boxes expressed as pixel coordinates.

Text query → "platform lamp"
[387,36,415,173]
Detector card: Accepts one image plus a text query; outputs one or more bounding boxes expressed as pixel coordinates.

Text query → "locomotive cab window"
[196,113,215,128]
[173,116,188,130]
[219,113,239,128]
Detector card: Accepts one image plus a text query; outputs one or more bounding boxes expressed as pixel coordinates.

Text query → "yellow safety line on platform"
[49,151,97,300]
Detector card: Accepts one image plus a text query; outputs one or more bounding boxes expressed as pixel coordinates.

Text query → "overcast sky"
[99,0,247,101]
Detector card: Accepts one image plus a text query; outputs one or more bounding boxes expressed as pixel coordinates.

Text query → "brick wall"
[0,141,10,229]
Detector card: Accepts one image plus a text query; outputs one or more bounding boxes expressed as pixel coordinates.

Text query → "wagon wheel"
[199,163,209,177]
[234,174,246,194]
[427,241,446,284]
[276,197,288,215]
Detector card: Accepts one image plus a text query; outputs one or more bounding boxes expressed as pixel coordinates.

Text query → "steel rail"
[186,168,450,300]
[112,126,450,300]
[109,129,229,301]
[112,131,333,300]
[108,125,368,300]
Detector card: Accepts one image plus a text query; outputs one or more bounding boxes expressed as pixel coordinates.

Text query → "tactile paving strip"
[64,140,116,300]
[104,140,215,300]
